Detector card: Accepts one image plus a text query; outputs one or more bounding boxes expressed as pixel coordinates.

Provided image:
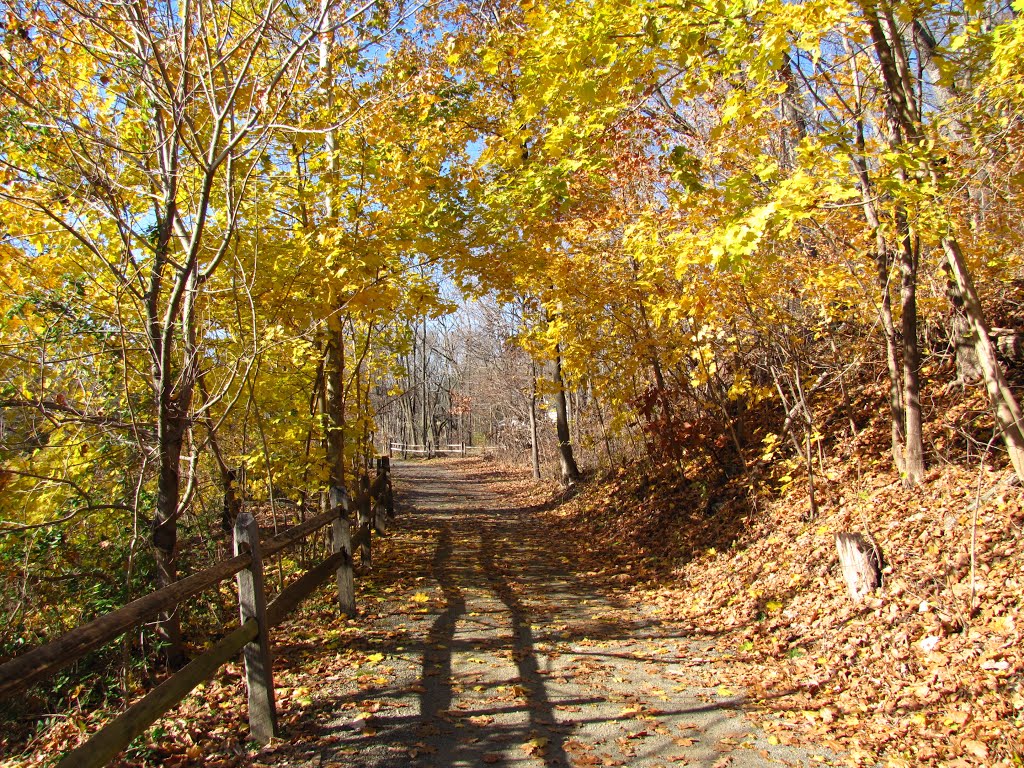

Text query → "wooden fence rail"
[0,459,395,768]
[388,441,486,458]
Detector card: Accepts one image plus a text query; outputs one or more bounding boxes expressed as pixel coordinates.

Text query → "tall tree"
[0,0,339,662]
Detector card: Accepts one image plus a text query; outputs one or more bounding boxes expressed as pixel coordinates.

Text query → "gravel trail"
[267,460,836,768]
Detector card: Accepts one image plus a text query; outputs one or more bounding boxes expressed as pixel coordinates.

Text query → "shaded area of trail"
[258,459,835,768]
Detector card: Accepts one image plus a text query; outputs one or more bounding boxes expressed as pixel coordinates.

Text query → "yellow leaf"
[522,736,549,755]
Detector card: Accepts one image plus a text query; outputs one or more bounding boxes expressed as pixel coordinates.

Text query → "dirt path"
[260,460,836,768]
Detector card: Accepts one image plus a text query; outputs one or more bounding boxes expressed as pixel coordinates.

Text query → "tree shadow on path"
[296,460,831,768]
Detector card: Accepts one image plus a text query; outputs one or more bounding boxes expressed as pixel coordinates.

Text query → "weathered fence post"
[233,513,278,744]
[379,457,394,520]
[329,486,356,617]
[372,460,388,535]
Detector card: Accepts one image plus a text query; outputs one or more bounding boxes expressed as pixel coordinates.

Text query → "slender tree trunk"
[324,321,346,488]
[792,365,819,519]
[862,0,957,485]
[197,372,242,555]
[846,37,907,474]
[421,318,429,449]
[529,362,541,481]
[876,236,907,473]
[318,10,351,516]
[151,262,200,669]
[592,383,615,469]
[778,50,808,169]
[553,345,581,485]
[152,404,187,668]
[898,226,925,485]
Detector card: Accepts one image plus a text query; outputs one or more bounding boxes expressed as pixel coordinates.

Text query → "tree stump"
[835,532,881,603]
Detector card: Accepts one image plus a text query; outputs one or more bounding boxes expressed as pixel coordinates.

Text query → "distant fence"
[388,442,486,459]
[0,458,395,768]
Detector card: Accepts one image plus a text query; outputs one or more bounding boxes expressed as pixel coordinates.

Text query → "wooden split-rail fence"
[0,457,395,768]
[388,441,485,459]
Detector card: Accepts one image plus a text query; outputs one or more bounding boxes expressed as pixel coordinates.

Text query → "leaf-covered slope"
[543,384,1024,766]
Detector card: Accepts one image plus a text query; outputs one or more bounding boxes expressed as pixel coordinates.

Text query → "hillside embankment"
[540,382,1023,766]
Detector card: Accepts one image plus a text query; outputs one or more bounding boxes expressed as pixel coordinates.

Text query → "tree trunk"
[421,318,430,450]
[152,405,187,668]
[323,321,346,488]
[846,36,907,475]
[553,346,580,485]
[859,2,930,479]
[898,229,925,485]
[792,365,819,519]
[591,382,615,468]
[529,362,541,480]
[149,263,197,670]
[778,50,808,169]
[197,370,242,555]
[877,243,907,474]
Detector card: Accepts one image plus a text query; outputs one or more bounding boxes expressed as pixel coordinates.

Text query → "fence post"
[371,458,387,534]
[357,473,372,567]
[373,496,387,535]
[461,442,466,457]
[233,513,277,744]
[376,457,394,519]
[329,486,356,617]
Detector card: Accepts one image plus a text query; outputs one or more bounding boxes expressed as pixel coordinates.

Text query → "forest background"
[2,0,1024,763]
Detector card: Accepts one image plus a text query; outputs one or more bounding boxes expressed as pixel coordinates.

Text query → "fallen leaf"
[963,740,988,759]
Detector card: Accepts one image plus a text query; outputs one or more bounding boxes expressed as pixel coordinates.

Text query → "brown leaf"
[963,740,988,759]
